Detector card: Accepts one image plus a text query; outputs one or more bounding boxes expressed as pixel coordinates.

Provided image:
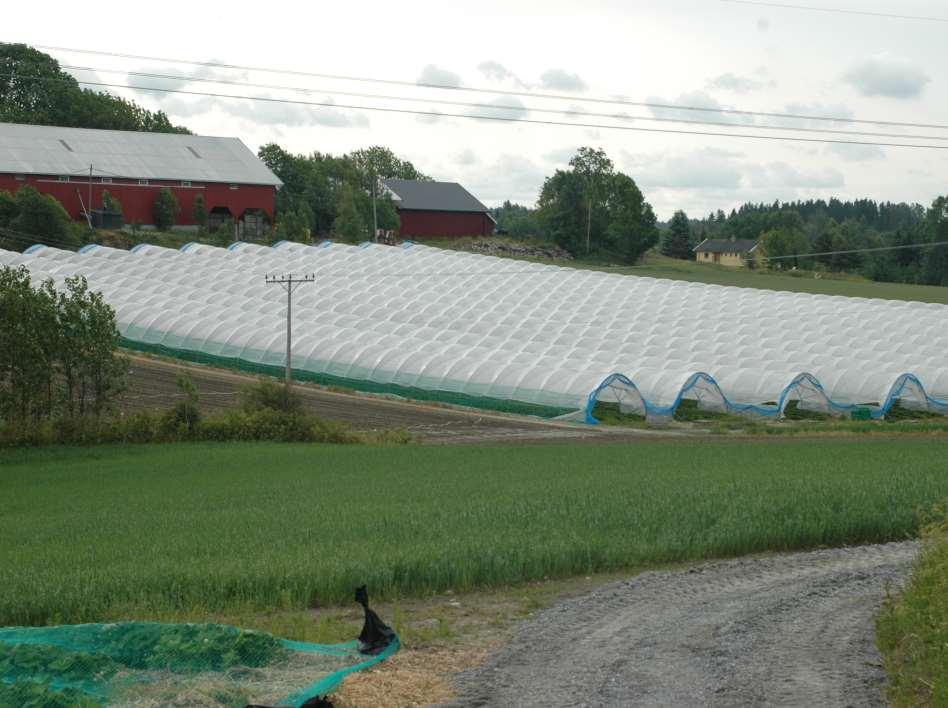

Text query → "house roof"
[382,178,491,214]
[694,238,759,254]
[0,122,282,186]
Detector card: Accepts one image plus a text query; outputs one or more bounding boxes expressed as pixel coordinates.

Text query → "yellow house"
[693,237,760,268]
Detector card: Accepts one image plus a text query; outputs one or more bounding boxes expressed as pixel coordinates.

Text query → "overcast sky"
[7,0,947,218]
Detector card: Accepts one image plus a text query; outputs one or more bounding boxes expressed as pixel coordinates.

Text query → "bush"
[152,189,179,230]
[239,380,302,414]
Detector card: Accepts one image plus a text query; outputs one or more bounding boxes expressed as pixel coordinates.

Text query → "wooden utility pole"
[264,273,316,390]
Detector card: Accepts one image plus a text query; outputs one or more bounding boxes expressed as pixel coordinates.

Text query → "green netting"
[121,338,575,419]
[0,622,399,707]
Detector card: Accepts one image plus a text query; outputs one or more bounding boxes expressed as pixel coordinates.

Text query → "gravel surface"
[448,542,917,707]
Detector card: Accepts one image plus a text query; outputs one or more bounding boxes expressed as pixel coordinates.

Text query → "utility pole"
[88,164,94,230]
[264,273,316,393]
[372,172,379,242]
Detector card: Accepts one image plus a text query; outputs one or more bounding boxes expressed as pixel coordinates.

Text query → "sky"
[6,0,948,219]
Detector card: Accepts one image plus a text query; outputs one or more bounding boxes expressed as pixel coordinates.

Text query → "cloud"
[470,95,529,121]
[706,72,770,94]
[843,54,930,99]
[646,91,755,125]
[125,63,248,95]
[539,68,587,92]
[757,17,770,31]
[417,64,462,88]
[772,101,855,129]
[543,147,578,164]
[476,60,527,88]
[630,148,745,190]
[746,162,844,189]
[456,149,477,166]
[159,93,369,128]
[825,143,886,162]
[462,154,547,205]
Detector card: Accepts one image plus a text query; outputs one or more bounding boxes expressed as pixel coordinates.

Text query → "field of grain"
[2,440,947,626]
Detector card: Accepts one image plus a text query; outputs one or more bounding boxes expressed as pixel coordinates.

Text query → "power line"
[720,0,948,23]
[28,42,948,131]
[753,240,948,261]
[55,64,948,143]
[15,75,948,150]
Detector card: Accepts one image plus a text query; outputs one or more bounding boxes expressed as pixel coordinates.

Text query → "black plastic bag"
[356,584,395,656]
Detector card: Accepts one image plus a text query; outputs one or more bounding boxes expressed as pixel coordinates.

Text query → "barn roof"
[382,178,491,214]
[0,123,282,186]
[693,238,759,254]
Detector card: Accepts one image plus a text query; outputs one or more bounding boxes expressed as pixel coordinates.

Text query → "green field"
[3,440,947,627]
[429,239,948,304]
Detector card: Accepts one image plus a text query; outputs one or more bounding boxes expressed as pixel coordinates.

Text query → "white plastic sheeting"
[1,240,946,422]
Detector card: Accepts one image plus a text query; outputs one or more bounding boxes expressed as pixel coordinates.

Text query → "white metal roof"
[0,123,282,186]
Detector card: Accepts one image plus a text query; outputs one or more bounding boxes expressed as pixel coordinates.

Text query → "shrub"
[152,189,179,230]
[239,380,302,414]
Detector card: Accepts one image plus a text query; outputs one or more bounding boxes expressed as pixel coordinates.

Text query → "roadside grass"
[877,503,948,707]
[2,440,947,627]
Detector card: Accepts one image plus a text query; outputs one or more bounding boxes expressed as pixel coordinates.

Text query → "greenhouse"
[1,240,946,422]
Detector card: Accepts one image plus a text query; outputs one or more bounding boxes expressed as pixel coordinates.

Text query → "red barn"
[0,122,281,235]
[382,178,495,239]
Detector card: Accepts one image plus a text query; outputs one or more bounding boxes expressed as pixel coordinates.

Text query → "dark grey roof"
[382,178,490,213]
[694,238,759,254]
[0,122,281,186]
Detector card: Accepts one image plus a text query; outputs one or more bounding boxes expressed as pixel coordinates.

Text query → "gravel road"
[449,542,917,707]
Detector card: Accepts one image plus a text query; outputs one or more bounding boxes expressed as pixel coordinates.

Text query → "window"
[181,180,192,187]
[57,175,70,183]
[101,177,112,184]
[14,175,25,181]
[138,179,149,185]
[229,184,239,190]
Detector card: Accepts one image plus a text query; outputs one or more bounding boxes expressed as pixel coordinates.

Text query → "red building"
[0,122,281,234]
[382,178,495,239]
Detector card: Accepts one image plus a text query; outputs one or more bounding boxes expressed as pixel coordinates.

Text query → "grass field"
[3,440,947,627]
[429,238,948,305]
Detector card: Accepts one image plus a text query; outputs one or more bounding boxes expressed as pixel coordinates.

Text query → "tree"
[348,146,430,187]
[276,204,312,243]
[569,147,614,254]
[152,188,180,231]
[0,43,190,133]
[605,173,659,264]
[332,184,366,242]
[537,169,586,252]
[0,266,58,422]
[102,190,122,216]
[662,211,692,260]
[920,196,948,286]
[0,190,17,228]
[8,186,79,249]
[759,227,809,269]
[0,267,126,424]
[191,193,208,231]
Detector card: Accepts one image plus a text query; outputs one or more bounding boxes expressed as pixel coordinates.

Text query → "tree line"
[684,197,948,285]
[0,266,127,426]
[0,44,189,133]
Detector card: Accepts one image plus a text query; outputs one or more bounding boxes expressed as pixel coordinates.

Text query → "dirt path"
[447,543,916,707]
[119,354,689,444]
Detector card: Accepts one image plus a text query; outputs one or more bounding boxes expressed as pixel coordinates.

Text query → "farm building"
[694,237,759,267]
[0,122,281,235]
[382,178,495,239]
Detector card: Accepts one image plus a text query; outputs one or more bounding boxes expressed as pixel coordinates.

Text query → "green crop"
[1,440,947,625]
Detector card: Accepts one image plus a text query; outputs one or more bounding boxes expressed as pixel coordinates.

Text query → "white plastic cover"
[1,241,946,422]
